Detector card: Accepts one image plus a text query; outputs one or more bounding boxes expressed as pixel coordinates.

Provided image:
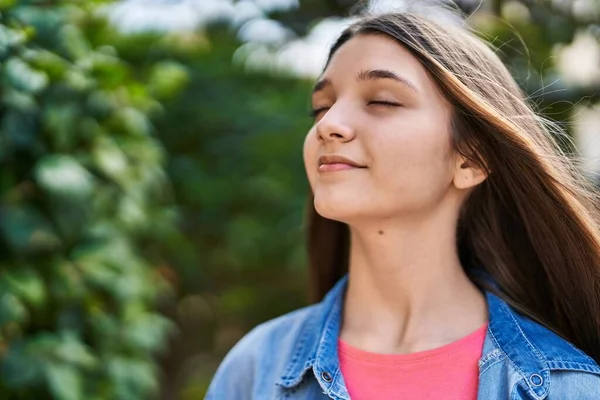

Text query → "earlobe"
[453,157,488,190]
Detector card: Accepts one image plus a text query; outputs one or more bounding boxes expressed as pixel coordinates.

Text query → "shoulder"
[512,309,600,373]
[486,291,600,372]
[519,314,600,396]
[205,303,322,399]
[484,291,600,398]
[508,304,600,398]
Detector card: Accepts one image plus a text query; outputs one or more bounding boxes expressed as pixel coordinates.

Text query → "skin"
[303,34,489,355]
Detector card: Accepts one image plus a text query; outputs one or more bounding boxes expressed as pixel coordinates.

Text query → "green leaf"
[4,268,46,308]
[49,200,90,245]
[59,24,90,60]
[123,314,174,352]
[91,136,128,182]
[45,363,83,400]
[0,292,28,325]
[77,258,119,290]
[23,48,69,79]
[1,88,37,111]
[50,260,85,302]
[64,68,95,92]
[41,104,82,151]
[115,107,152,137]
[86,90,116,117]
[0,0,17,11]
[4,57,48,93]
[117,196,147,231]
[1,109,39,150]
[0,205,61,253]
[148,61,189,99]
[0,341,42,387]
[81,52,129,88]
[34,155,95,200]
[12,6,63,38]
[52,334,96,368]
[107,356,157,399]
[0,25,25,58]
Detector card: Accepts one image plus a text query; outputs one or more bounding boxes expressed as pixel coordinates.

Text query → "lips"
[318,154,366,168]
[317,154,367,173]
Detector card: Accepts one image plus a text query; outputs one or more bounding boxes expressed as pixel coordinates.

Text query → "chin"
[313,195,362,223]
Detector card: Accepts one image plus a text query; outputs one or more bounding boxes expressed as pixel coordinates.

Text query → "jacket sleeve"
[204,306,316,400]
[204,326,264,400]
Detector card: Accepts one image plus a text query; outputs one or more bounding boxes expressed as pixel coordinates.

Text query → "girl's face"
[303,34,463,224]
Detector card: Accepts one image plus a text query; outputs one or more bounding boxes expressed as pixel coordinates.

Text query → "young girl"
[206,9,600,400]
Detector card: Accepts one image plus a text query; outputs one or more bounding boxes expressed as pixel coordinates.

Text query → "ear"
[452,154,488,190]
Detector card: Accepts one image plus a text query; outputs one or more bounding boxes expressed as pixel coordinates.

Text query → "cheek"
[373,122,453,188]
[303,129,318,191]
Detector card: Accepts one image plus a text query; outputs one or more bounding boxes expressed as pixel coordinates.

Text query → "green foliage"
[0,1,181,399]
[110,26,314,397]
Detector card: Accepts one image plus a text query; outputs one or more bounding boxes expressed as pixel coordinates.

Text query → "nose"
[315,107,356,143]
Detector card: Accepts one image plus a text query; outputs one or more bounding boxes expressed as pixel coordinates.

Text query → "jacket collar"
[275,274,600,398]
[275,275,349,397]
[484,291,550,398]
[485,290,600,398]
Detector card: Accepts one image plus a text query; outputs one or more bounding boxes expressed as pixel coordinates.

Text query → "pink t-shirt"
[338,324,487,400]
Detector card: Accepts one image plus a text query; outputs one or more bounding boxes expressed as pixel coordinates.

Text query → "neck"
[339,208,488,355]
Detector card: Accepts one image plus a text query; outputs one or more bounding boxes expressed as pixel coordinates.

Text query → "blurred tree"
[110,26,314,398]
[269,0,358,36]
[0,1,181,399]
[468,0,600,154]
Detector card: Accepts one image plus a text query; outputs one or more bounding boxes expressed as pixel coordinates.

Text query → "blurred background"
[0,0,599,399]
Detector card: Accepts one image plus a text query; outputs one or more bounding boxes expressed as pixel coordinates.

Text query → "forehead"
[322,34,433,92]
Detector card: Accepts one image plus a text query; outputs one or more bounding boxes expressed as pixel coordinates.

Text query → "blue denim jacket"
[206,275,600,399]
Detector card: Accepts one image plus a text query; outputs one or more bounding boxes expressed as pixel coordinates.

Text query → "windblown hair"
[306,11,600,363]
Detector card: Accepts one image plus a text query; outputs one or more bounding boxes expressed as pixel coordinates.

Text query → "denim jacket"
[206,275,600,399]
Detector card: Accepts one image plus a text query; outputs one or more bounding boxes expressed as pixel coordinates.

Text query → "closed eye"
[309,100,401,120]
[309,106,329,119]
[367,100,402,107]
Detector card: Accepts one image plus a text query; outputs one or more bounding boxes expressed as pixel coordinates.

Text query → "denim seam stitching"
[489,327,527,379]
[478,346,503,368]
[508,310,548,367]
[510,380,527,400]
[278,313,315,387]
[502,302,548,399]
[546,360,600,373]
[489,321,543,400]
[314,296,341,396]
[329,367,345,399]
[479,356,504,376]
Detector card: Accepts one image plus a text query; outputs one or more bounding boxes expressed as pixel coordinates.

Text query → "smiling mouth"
[317,154,367,173]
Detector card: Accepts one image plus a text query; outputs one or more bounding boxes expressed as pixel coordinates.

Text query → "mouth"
[317,154,367,172]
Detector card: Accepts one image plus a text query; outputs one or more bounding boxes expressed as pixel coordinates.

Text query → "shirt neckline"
[338,323,488,365]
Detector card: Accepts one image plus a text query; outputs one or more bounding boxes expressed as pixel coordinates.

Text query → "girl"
[206,9,600,400]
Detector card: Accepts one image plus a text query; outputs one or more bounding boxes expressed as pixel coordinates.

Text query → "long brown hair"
[306,12,600,363]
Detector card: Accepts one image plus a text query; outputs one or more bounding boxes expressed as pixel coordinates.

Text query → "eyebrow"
[312,69,419,94]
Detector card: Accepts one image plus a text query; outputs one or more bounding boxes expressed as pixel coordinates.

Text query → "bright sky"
[107,0,463,77]
[108,0,297,32]
[108,0,345,77]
